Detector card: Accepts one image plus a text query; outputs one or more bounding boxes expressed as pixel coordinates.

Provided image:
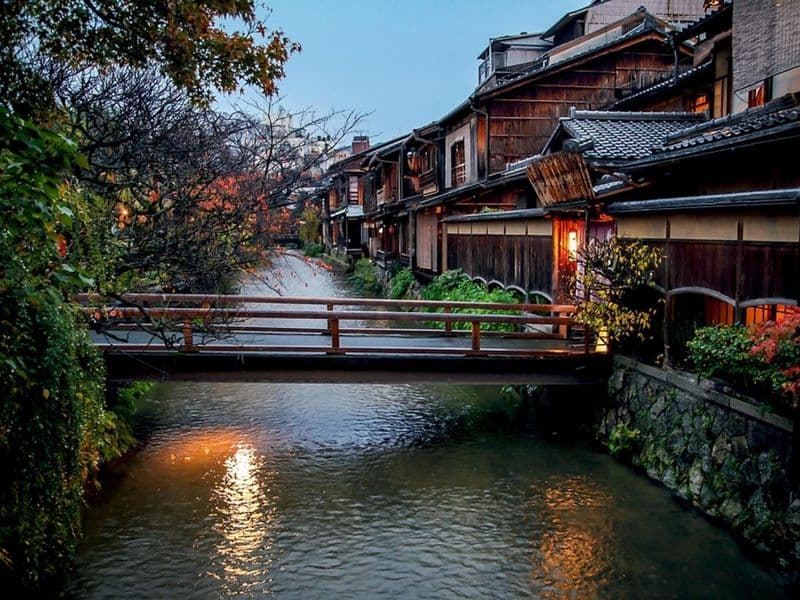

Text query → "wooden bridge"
[77,294,610,385]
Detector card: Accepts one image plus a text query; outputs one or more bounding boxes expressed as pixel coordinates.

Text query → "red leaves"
[747,310,800,407]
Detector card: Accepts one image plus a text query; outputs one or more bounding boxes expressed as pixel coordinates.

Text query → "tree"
[51,67,363,293]
[572,236,663,347]
[0,108,114,590]
[1,0,299,115]
[299,208,321,245]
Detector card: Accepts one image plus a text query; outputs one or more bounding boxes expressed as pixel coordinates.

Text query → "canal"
[66,254,788,598]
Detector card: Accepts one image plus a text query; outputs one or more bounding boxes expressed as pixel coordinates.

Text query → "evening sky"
[256,0,589,143]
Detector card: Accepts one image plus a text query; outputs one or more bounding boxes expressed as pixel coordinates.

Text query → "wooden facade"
[444,214,553,298]
[477,24,690,171]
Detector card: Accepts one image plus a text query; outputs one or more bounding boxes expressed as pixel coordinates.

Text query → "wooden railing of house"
[452,163,466,187]
[77,294,593,358]
[419,168,438,195]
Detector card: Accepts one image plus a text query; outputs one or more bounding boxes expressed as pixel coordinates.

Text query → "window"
[693,94,710,114]
[745,304,798,325]
[704,296,734,326]
[747,78,772,108]
[451,140,466,187]
[713,77,729,117]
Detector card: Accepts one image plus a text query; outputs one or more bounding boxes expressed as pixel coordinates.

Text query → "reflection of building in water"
[529,476,614,599]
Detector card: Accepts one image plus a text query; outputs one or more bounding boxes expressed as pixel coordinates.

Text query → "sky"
[251,0,590,143]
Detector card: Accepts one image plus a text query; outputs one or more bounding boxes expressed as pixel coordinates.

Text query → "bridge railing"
[75,293,591,357]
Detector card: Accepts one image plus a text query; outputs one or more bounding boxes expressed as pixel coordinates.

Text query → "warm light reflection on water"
[211,443,275,595]
[531,475,614,599]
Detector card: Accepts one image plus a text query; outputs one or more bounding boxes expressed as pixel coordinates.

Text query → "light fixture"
[567,230,578,261]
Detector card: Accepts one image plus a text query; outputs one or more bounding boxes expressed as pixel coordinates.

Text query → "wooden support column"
[328,317,341,354]
[182,320,196,352]
[471,321,481,352]
[326,303,334,334]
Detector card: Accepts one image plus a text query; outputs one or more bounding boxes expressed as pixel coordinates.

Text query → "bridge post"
[444,307,453,334]
[471,321,481,352]
[325,303,333,335]
[182,320,197,352]
[328,317,342,354]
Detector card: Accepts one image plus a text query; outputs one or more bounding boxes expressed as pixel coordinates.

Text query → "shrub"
[688,312,800,410]
[573,236,663,344]
[298,208,320,245]
[348,258,382,294]
[303,242,324,258]
[388,268,415,299]
[608,422,641,459]
[421,270,522,332]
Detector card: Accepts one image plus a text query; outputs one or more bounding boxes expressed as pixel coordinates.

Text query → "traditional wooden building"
[610,1,732,115]
[607,96,800,363]
[411,7,699,281]
[323,135,405,257]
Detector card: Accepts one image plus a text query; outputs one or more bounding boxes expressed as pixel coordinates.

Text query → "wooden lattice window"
[451,140,466,187]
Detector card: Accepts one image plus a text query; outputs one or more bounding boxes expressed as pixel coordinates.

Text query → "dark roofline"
[661,95,798,145]
[475,21,679,100]
[610,61,714,109]
[544,110,706,165]
[443,208,546,223]
[540,4,590,40]
[327,133,408,172]
[606,188,800,214]
[625,99,800,169]
[627,121,800,169]
[417,170,529,210]
[673,1,732,43]
[437,98,472,126]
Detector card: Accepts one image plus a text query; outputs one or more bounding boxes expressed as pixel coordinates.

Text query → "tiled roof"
[558,110,706,162]
[652,97,800,155]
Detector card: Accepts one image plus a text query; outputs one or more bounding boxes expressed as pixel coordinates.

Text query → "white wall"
[444,119,477,188]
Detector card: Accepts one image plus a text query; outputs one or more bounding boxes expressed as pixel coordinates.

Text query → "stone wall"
[598,356,800,569]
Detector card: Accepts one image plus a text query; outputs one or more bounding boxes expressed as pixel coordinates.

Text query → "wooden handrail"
[80,306,574,325]
[75,293,576,314]
[77,293,599,358]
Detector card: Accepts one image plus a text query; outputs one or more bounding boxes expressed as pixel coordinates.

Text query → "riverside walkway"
[78,294,609,385]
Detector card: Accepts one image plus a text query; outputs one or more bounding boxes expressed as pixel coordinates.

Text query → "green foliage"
[421,270,522,332]
[0,108,94,294]
[388,268,415,299]
[688,314,800,410]
[0,289,107,589]
[298,208,321,245]
[303,242,324,258]
[96,382,153,463]
[3,0,300,113]
[687,324,757,381]
[0,110,136,590]
[573,236,662,344]
[608,422,641,459]
[348,258,382,294]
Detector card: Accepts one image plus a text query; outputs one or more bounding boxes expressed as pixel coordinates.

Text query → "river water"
[66,254,788,598]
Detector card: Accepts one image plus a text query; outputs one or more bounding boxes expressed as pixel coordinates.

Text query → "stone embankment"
[599,356,799,570]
